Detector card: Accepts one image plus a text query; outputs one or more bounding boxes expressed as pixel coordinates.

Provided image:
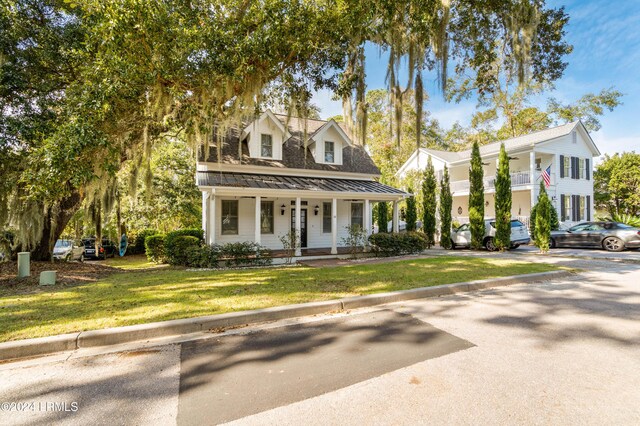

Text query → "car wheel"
[510,244,520,250]
[550,238,556,249]
[602,237,625,252]
[485,238,497,252]
[65,254,71,262]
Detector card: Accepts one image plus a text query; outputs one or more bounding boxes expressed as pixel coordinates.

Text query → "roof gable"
[309,120,353,146]
[242,109,290,141]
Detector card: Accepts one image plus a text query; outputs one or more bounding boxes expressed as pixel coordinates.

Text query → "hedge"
[182,242,272,268]
[132,229,158,255]
[167,236,201,265]
[145,234,166,263]
[164,229,204,263]
[368,232,429,256]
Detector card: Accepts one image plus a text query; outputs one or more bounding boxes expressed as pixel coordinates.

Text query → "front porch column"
[295,197,302,256]
[331,198,338,255]
[254,196,261,245]
[530,151,536,207]
[392,201,399,233]
[364,199,371,236]
[202,191,209,242]
[208,193,216,245]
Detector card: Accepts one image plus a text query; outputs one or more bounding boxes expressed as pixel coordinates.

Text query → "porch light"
[280,204,286,215]
[314,205,320,215]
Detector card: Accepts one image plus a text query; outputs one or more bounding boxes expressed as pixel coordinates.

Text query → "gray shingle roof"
[426,121,580,163]
[197,171,408,195]
[199,114,380,175]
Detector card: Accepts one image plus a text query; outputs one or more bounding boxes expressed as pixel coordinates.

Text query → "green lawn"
[104,254,165,270]
[0,256,559,342]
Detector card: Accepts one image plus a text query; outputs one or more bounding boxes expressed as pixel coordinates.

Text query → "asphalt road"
[0,255,639,425]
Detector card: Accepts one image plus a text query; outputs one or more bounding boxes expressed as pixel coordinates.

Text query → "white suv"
[451,219,530,251]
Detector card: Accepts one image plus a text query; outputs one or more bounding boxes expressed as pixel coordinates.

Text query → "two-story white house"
[197,110,408,256]
[396,121,600,228]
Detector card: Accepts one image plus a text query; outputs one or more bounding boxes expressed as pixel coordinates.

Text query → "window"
[563,195,571,221]
[579,196,585,221]
[579,158,585,179]
[322,202,332,233]
[563,156,570,178]
[221,200,239,235]
[351,203,363,229]
[324,141,335,163]
[261,134,273,158]
[535,158,542,171]
[260,201,274,234]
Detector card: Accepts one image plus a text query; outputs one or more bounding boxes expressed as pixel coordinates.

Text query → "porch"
[198,171,408,256]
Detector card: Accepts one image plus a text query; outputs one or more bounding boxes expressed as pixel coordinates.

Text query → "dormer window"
[324,141,335,163]
[261,134,273,158]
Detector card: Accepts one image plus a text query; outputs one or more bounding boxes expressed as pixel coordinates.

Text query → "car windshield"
[488,221,525,228]
[569,223,591,232]
[54,240,72,248]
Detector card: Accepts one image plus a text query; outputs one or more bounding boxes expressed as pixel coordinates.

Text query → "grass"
[104,254,163,270]
[0,256,559,342]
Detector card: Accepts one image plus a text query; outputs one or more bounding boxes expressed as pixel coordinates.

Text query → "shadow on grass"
[0,257,556,342]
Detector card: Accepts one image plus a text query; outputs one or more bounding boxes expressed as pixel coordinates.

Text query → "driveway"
[0,257,639,425]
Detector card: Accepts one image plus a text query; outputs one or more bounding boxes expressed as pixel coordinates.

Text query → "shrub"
[218,242,272,267]
[279,230,299,264]
[184,245,221,268]
[145,234,166,263]
[342,225,367,258]
[165,228,204,263]
[368,231,428,256]
[167,235,201,265]
[132,229,158,254]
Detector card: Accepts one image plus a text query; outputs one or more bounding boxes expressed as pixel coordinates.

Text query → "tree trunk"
[31,191,83,261]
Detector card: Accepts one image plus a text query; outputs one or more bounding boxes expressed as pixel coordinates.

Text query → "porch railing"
[450,171,531,193]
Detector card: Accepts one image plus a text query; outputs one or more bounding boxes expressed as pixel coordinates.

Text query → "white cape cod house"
[397,121,600,228]
[197,110,408,256]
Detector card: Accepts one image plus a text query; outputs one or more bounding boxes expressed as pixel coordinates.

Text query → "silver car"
[551,222,640,252]
[52,239,85,261]
[451,219,531,251]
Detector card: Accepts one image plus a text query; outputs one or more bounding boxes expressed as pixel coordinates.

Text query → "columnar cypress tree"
[469,140,485,249]
[405,187,417,232]
[439,166,453,249]
[494,143,512,250]
[534,181,552,253]
[422,156,437,247]
[377,202,388,233]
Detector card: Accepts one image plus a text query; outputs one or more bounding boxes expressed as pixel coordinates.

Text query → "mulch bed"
[0,261,121,294]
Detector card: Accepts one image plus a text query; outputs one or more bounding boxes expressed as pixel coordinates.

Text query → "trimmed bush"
[368,231,428,256]
[132,229,158,254]
[167,235,201,265]
[145,234,166,263]
[164,228,204,263]
[218,242,272,267]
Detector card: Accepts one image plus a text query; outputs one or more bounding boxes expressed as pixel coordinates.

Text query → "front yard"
[0,256,559,342]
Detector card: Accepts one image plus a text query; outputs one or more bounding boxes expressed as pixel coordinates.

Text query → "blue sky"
[312,0,640,157]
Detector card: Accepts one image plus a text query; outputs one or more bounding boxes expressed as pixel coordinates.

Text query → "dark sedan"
[551,222,640,252]
[83,238,118,260]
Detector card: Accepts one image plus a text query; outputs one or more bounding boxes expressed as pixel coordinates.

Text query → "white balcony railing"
[450,171,532,193]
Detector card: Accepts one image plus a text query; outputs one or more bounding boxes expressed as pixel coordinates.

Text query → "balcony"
[450,171,532,193]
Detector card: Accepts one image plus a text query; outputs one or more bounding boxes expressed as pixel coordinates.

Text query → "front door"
[291,209,308,248]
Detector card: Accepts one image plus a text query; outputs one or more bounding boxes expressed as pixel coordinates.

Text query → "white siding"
[211,197,365,250]
[312,125,346,165]
[246,115,285,160]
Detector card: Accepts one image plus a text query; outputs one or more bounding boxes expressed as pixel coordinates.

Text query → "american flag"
[542,165,551,188]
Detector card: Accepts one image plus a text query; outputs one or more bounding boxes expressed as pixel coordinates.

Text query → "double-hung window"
[260,201,274,234]
[579,158,585,179]
[563,196,571,222]
[322,202,332,233]
[261,134,273,158]
[563,156,570,178]
[221,200,239,235]
[324,141,335,163]
[351,203,363,229]
[579,196,586,221]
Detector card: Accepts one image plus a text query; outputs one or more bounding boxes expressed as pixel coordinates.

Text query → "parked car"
[83,238,117,260]
[52,239,85,261]
[451,219,531,251]
[550,222,640,252]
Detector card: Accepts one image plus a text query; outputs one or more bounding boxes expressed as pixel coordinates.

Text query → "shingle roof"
[427,121,580,163]
[199,113,380,175]
[197,171,408,196]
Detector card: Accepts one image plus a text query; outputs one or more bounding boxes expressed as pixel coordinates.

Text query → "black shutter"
[586,159,590,180]
[586,195,591,221]
[560,194,566,220]
[571,195,577,221]
[571,157,577,179]
[559,155,565,178]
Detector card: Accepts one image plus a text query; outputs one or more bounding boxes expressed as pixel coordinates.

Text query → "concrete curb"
[0,270,572,362]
